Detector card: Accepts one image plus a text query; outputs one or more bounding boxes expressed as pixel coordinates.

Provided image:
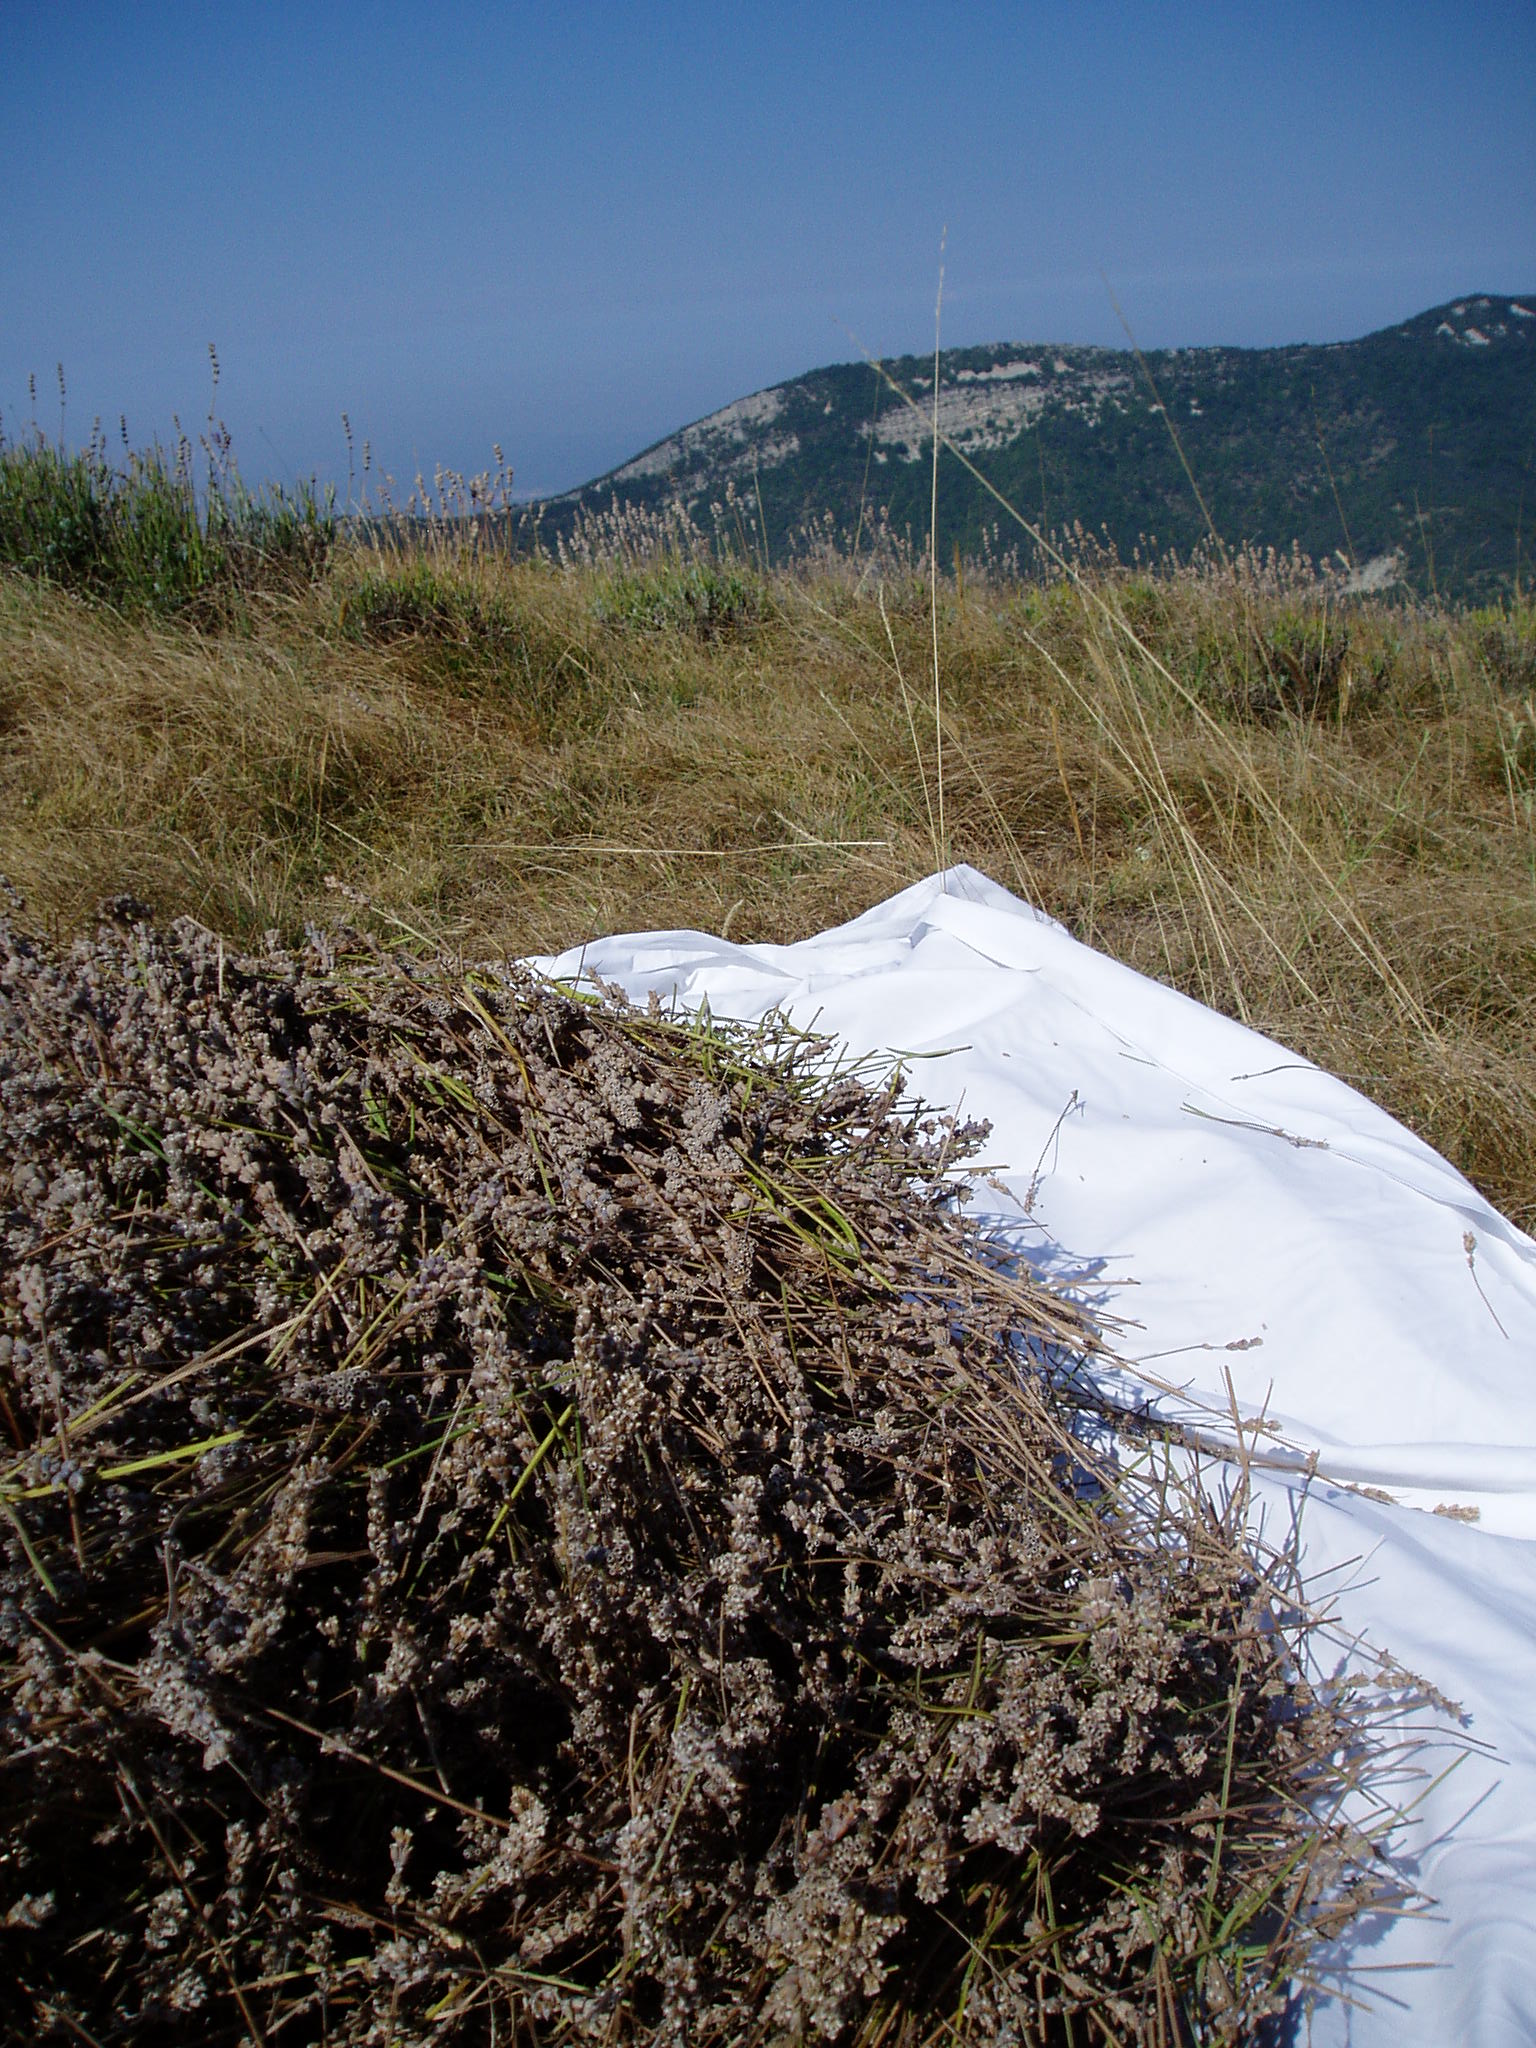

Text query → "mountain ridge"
[536,295,1536,602]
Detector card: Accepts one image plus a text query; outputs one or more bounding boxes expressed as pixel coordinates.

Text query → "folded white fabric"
[535,865,1536,2046]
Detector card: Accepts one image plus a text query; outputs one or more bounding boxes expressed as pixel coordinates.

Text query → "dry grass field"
[3,526,1534,1226]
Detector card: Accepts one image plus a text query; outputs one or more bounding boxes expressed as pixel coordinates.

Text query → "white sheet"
[535,865,1536,2045]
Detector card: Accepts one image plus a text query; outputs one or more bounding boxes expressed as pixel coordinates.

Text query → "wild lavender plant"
[0,896,1410,2044]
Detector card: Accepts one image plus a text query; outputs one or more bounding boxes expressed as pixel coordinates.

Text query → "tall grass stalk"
[930,230,948,883]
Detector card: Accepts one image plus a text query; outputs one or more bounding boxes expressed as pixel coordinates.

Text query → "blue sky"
[3,1,1532,499]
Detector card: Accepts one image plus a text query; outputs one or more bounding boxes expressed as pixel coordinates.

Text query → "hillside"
[537,294,1536,602]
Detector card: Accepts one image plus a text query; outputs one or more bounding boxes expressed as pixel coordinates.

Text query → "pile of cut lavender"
[0,896,1396,2044]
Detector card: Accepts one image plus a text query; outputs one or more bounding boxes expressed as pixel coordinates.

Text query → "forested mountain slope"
[538,294,1535,602]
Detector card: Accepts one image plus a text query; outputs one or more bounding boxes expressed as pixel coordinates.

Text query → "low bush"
[594,559,764,637]
[338,558,517,648]
[0,428,333,615]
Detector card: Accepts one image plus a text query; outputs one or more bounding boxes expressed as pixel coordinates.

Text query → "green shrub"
[0,428,333,615]
[339,558,512,647]
[593,558,763,637]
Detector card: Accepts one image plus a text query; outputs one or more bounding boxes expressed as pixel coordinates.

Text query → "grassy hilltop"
[2,424,1535,1226]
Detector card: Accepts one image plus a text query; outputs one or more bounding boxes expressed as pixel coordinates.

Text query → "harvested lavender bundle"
[0,896,1399,2044]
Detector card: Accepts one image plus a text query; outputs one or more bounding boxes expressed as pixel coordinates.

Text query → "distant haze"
[2,0,1533,498]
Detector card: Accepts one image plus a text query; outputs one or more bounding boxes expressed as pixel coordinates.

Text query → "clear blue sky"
[3,0,1532,500]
